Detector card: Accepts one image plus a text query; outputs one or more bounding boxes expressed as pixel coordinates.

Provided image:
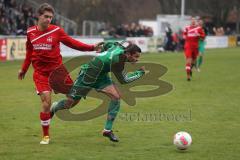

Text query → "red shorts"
[33,71,73,94]
[184,47,199,60]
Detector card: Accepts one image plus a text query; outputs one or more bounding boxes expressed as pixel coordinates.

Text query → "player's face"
[127,52,141,63]
[191,18,196,26]
[38,11,53,28]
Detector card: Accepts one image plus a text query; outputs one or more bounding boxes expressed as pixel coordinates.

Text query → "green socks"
[197,56,203,68]
[52,99,121,131]
[104,100,120,131]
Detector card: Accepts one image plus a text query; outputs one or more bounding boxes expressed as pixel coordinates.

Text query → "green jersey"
[80,42,124,75]
[80,42,144,84]
[198,39,206,54]
[69,42,145,99]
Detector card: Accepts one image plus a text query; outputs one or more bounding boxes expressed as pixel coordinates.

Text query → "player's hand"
[18,70,25,80]
[94,42,104,52]
[139,66,146,72]
[139,66,148,74]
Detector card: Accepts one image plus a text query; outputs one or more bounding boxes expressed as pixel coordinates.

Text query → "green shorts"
[68,71,113,100]
[198,40,206,54]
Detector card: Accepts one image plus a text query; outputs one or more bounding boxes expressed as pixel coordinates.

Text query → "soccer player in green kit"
[50,41,145,142]
[197,19,207,72]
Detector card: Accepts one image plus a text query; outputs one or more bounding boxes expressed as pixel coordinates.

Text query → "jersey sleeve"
[113,63,145,84]
[59,28,94,51]
[198,27,206,40]
[21,36,32,73]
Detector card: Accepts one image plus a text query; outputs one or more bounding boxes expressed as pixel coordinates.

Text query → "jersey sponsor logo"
[47,36,53,42]
[187,33,199,37]
[33,43,52,50]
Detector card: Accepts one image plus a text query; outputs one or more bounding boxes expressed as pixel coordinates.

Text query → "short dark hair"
[37,3,55,16]
[124,43,141,54]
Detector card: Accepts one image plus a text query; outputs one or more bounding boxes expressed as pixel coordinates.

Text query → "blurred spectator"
[0,0,38,35]
[99,22,153,38]
[164,25,174,51]
[177,29,185,51]
[116,24,127,37]
[108,27,116,37]
[225,27,235,35]
[16,19,27,35]
[172,32,179,51]
[213,27,225,36]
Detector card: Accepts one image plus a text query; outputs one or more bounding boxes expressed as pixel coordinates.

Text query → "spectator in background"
[146,26,153,37]
[213,27,224,36]
[0,0,43,35]
[0,2,4,16]
[10,41,16,60]
[116,24,127,37]
[137,24,145,36]
[16,19,27,35]
[164,24,174,51]
[125,24,132,37]
[102,22,153,38]
[0,17,11,34]
[1,0,153,37]
[225,27,233,35]
[177,28,185,51]
[0,17,5,34]
[108,27,117,37]
[172,32,179,51]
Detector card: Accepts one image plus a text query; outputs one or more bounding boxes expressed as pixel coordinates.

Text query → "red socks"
[40,112,51,137]
[185,63,191,78]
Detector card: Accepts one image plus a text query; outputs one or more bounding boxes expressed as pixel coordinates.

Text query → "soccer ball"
[173,131,192,150]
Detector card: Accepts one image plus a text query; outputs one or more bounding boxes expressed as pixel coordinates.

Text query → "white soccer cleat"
[51,102,58,111]
[50,102,58,117]
[40,136,50,145]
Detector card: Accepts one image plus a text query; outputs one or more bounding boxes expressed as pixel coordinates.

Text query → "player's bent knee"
[112,94,121,100]
[42,101,51,111]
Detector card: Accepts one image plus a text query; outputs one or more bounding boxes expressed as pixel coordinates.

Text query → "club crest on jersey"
[47,36,53,42]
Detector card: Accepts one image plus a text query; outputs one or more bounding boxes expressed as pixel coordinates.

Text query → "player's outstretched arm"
[59,28,101,52]
[113,66,145,84]
[198,27,206,40]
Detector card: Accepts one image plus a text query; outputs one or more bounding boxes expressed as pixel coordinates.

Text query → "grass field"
[0,48,240,160]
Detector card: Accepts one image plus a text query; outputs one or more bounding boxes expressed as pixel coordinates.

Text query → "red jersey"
[183,25,205,48]
[21,24,94,76]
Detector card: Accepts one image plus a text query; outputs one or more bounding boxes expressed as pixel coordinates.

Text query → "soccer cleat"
[50,102,58,118]
[40,136,50,144]
[187,77,191,81]
[103,130,119,142]
[197,68,201,72]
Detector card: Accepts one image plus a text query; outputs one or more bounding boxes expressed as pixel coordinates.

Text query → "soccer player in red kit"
[183,17,205,81]
[18,3,101,144]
